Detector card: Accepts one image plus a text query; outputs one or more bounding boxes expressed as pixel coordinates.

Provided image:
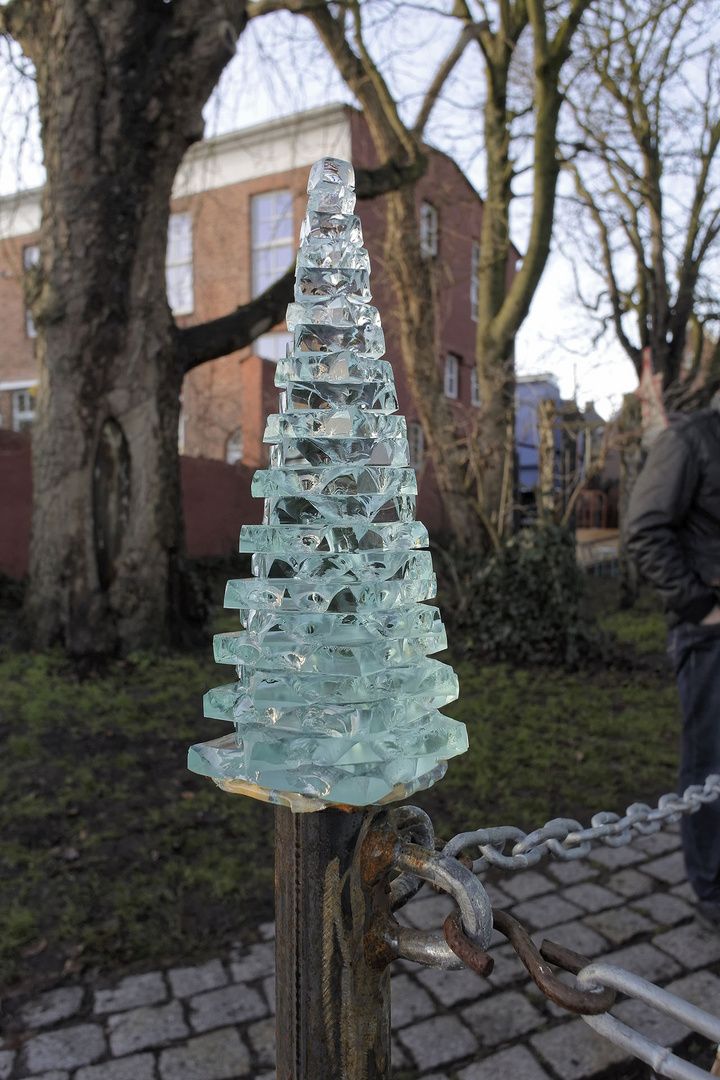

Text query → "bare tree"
[471,0,594,537]
[246,0,594,546]
[562,0,720,404]
[0,0,413,656]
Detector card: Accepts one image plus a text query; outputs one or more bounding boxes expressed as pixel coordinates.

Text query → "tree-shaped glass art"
[188,158,468,810]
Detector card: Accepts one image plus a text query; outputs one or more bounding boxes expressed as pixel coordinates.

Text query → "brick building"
[0,103,515,534]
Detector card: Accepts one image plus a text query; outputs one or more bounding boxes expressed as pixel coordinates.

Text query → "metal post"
[274,805,391,1080]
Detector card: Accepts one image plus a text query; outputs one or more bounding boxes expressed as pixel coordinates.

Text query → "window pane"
[252,241,294,296]
[169,232,192,265]
[251,191,294,296]
[444,354,459,399]
[255,332,293,361]
[471,241,480,322]
[420,202,438,257]
[13,386,37,431]
[23,244,40,270]
[471,368,481,408]
[167,213,192,264]
[166,213,193,313]
[167,263,193,315]
[408,421,424,469]
[226,428,244,465]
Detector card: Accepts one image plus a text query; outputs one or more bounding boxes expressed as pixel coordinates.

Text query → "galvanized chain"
[444,774,720,872]
[365,775,720,1079]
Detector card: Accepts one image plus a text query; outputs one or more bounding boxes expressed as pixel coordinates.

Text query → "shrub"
[435,524,602,668]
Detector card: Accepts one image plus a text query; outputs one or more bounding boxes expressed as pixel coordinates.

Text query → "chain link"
[444,774,720,872]
[384,775,720,1078]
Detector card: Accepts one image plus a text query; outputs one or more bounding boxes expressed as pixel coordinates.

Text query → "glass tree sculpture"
[188,158,468,810]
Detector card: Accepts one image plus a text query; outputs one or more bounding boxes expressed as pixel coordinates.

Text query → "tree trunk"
[7,0,247,655]
[384,186,481,550]
[537,398,557,523]
[475,53,515,539]
[618,395,643,610]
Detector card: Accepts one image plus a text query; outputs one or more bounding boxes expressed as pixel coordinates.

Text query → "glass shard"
[286,297,381,331]
[294,266,370,301]
[300,211,363,247]
[264,410,405,442]
[263,492,417,525]
[223,575,437,612]
[275,355,392,386]
[269,437,410,468]
[238,522,429,553]
[283,380,398,412]
[249,549,433,581]
[251,466,417,499]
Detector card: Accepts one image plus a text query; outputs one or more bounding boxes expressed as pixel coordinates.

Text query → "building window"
[470,240,480,322]
[444,353,459,399]
[226,428,244,465]
[254,331,293,362]
[251,191,294,297]
[13,386,37,431]
[408,421,424,469]
[23,243,40,338]
[166,212,194,315]
[471,367,481,408]
[420,202,438,258]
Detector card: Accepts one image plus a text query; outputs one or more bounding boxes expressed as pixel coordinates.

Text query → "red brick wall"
[0,431,262,579]
[0,431,32,578]
[176,165,311,465]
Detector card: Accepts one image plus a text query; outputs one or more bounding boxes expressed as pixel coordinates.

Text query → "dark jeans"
[669,622,720,903]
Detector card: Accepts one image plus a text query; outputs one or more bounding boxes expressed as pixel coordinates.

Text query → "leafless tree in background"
[562,0,720,405]
[0,0,421,656]
[247,0,594,547]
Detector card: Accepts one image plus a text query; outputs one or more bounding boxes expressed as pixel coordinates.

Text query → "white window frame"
[226,428,244,465]
[23,243,40,338]
[444,353,459,400]
[251,191,295,297]
[420,202,438,258]
[166,212,194,316]
[471,367,481,408]
[2,379,38,431]
[408,420,425,469]
[470,240,480,322]
[254,331,293,363]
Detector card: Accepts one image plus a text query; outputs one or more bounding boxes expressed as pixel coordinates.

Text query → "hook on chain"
[360,814,493,972]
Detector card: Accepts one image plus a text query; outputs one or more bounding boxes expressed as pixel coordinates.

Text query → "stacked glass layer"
[188,157,467,808]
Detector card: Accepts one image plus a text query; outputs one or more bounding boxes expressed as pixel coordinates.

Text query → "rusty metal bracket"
[360,816,493,973]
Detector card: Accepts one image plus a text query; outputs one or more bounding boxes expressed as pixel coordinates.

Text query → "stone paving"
[3,824,720,1079]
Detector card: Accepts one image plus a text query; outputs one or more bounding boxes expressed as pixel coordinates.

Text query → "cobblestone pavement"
[4,825,720,1080]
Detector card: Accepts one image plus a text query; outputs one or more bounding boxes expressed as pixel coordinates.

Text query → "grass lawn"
[0,578,680,992]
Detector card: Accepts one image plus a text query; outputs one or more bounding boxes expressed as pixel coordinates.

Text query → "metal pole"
[274,805,391,1080]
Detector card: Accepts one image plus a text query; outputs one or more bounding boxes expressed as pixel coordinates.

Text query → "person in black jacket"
[626,399,720,925]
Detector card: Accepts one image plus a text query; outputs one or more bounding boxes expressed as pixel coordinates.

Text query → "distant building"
[0,103,519,533]
[515,373,562,498]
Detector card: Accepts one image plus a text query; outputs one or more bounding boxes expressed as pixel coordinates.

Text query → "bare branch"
[565,160,641,369]
[412,21,485,138]
[178,264,294,374]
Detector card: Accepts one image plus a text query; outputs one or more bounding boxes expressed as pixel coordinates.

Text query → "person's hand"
[701,605,720,626]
